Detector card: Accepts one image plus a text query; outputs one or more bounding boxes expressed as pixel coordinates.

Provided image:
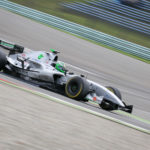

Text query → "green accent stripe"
[89,100,98,104]
[1,41,14,48]
[113,110,150,125]
[50,49,55,53]
[0,79,150,135]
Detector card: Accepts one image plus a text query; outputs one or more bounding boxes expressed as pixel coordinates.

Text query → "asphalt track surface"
[0,8,150,149]
[1,81,150,150]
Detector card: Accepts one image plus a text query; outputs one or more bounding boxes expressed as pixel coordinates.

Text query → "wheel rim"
[71,84,78,92]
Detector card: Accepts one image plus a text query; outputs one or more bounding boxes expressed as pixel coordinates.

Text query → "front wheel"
[0,50,7,71]
[100,99,118,111]
[65,76,89,100]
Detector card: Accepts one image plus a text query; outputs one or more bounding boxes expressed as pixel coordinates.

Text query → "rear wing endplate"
[0,39,24,53]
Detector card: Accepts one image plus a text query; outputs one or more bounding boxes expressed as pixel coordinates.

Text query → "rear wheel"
[106,86,122,100]
[0,50,7,71]
[65,76,89,100]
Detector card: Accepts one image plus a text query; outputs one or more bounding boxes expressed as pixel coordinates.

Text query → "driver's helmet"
[55,61,66,73]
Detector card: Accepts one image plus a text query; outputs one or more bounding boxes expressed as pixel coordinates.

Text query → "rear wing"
[0,39,24,53]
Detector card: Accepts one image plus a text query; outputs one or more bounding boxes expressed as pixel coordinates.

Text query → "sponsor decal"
[38,54,44,59]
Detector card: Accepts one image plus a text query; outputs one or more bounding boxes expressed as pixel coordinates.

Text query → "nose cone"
[98,85,125,107]
[113,97,125,107]
[104,88,125,107]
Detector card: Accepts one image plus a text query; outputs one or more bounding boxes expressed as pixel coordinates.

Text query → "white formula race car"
[0,40,133,113]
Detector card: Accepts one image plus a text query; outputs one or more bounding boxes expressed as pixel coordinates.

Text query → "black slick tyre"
[65,76,89,100]
[0,50,7,71]
[100,99,118,111]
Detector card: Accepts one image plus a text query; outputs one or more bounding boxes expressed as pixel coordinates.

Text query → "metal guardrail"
[88,0,150,23]
[0,0,150,60]
[63,2,150,35]
[135,0,150,11]
[117,0,150,10]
